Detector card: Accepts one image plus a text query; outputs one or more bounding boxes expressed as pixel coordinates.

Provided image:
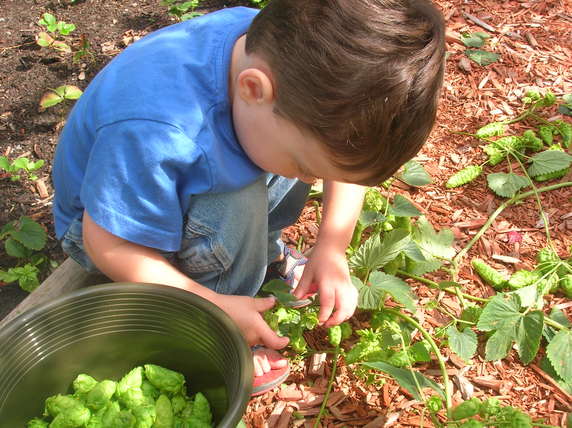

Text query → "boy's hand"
[211,294,290,349]
[292,244,358,327]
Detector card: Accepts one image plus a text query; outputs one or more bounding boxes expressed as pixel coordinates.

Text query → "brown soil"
[1,0,571,427]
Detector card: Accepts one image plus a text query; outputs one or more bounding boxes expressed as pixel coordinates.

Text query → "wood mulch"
[1,0,571,426]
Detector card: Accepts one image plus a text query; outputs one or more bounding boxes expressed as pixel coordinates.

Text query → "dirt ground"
[1,0,571,427]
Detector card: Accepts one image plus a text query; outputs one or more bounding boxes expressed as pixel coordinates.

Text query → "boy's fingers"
[254,296,277,313]
[318,288,335,324]
[259,323,289,350]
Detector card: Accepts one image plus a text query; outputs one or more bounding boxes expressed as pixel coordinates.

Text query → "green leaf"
[362,361,444,400]
[59,85,83,100]
[528,150,572,177]
[485,329,514,361]
[40,91,63,109]
[412,216,456,260]
[446,326,477,361]
[399,160,432,186]
[359,211,386,228]
[477,293,522,331]
[366,271,417,313]
[465,49,500,66]
[402,241,426,262]
[515,311,543,364]
[261,279,297,305]
[409,341,431,363]
[388,195,421,217]
[9,217,47,251]
[349,229,411,272]
[36,31,54,47]
[508,285,541,309]
[5,238,30,259]
[487,172,529,198]
[546,330,572,383]
[461,32,488,48]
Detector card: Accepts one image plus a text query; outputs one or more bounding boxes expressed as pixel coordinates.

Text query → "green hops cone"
[560,274,572,298]
[451,398,481,420]
[542,91,556,107]
[483,144,505,165]
[472,259,507,290]
[476,122,506,138]
[508,270,540,290]
[327,325,342,347]
[446,165,482,188]
[494,136,525,153]
[522,130,544,151]
[538,125,555,145]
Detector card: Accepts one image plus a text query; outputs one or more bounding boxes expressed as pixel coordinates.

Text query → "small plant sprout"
[36,13,76,53]
[161,0,203,21]
[40,85,83,110]
[0,216,49,292]
[0,156,45,181]
[38,13,76,36]
[460,31,500,66]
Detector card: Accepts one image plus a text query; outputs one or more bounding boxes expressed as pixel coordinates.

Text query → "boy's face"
[230,40,367,185]
[233,88,366,185]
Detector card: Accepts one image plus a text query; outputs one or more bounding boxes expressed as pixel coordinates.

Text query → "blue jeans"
[61,174,310,297]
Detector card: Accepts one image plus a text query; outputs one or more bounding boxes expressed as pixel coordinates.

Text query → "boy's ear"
[236,68,274,105]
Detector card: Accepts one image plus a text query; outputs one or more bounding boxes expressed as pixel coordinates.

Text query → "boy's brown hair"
[245,0,446,186]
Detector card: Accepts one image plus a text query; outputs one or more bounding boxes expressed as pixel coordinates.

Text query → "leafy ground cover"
[0,0,571,427]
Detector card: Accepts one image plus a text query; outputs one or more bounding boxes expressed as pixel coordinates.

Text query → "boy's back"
[53,7,263,252]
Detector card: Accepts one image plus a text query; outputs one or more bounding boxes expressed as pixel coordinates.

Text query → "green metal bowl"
[0,283,253,427]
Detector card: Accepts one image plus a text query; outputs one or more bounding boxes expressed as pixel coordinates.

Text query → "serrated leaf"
[412,216,455,260]
[508,284,541,309]
[400,160,432,186]
[10,217,47,250]
[546,329,572,383]
[485,329,514,361]
[349,229,411,272]
[367,271,417,313]
[514,311,543,364]
[404,257,442,276]
[362,361,444,400]
[465,49,500,66]
[527,150,572,177]
[409,341,431,363]
[487,172,529,198]
[477,293,521,331]
[447,326,477,361]
[388,195,421,217]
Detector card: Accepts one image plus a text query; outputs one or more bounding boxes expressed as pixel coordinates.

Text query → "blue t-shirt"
[52,7,263,252]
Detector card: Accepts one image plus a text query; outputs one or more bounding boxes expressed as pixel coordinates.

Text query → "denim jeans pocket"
[177,220,231,275]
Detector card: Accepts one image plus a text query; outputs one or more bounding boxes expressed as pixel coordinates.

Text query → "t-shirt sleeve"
[81,119,211,252]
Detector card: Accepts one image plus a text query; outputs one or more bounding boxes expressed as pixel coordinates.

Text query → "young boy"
[52,0,445,394]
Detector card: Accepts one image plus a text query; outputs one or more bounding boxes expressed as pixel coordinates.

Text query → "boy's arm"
[293,180,365,326]
[82,210,288,349]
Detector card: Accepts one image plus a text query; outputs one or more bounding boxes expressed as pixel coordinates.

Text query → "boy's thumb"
[255,296,277,313]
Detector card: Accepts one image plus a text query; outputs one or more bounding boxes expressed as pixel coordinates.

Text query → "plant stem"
[544,317,568,331]
[313,347,340,428]
[384,308,453,412]
[453,182,572,265]
[396,270,490,303]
